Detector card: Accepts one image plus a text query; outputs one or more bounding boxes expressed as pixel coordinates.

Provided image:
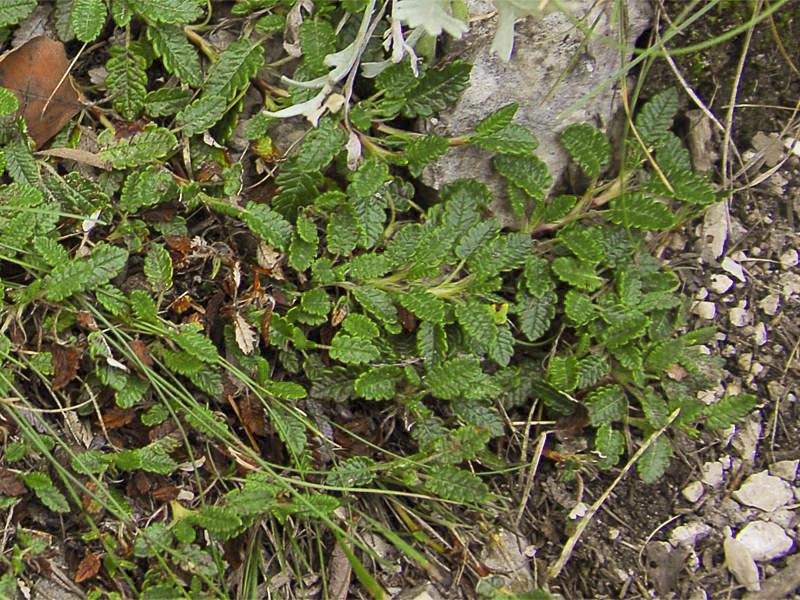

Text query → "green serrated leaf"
[326,456,377,487]
[105,46,147,121]
[147,24,203,86]
[0,0,36,27]
[547,355,578,392]
[455,300,497,345]
[704,393,757,429]
[515,291,555,342]
[205,39,265,101]
[130,0,204,24]
[346,253,391,280]
[402,61,471,118]
[564,289,596,327]
[577,354,608,388]
[595,424,624,469]
[44,244,129,301]
[586,385,627,426]
[423,466,489,504]
[243,201,292,250]
[398,287,446,324]
[23,471,70,512]
[493,154,552,200]
[144,87,192,117]
[174,325,218,363]
[404,135,450,177]
[0,87,20,116]
[425,356,497,401]
[637,435,673,483]
[144,243,173,291]
[552,257,604,291]
[4,140,39,187]
[474,124,539,156]
[295,117,347,171]
[475,102,518,135]
[71,0,107,42]
[119,165,178,212]
[299,19,336,74]
[99,124,177,169]
[636,88,678,147]
[329,333,380,365]
[327,209,360,256]
[603,312,650,349]
[177,95,228,137]
[560,122,610,178]
[558,226,605,264]
[641,391,669,428]
[341,314,379,338]
[271,405,308,464]
[353,286,399,332]
[300,288,330,317]
[354,366,400,401]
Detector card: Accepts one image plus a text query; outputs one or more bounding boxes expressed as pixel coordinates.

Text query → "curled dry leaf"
[233,311,258,355]
[0,36,82,148]
[74,551,101,583]
[51,344,82,391]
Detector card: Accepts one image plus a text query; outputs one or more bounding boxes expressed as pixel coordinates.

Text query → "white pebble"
[753,323,768,346]
[710,274,734,294]
[734,471,794,512]
[682,481,705,503]
[729,303,750,327]
[722,256,747,282]
[770,460,799,482]
[701,461,726,488]
[736,521,794,561]
[758,293,780,316]
[779,249,798,269]
[692,301,716,320]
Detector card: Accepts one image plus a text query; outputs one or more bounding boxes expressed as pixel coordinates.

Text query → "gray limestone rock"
[422,0,652,226]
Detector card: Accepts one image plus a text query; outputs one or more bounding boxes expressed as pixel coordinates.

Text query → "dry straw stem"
[548,408,680,580]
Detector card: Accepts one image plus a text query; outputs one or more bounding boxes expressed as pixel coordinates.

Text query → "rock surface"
[736,521,795,561]
[734,471,794,512]
[421,0,651,226]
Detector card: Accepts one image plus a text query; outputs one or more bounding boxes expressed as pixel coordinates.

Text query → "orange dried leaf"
[0,36,82,148]
[74,551,101,583]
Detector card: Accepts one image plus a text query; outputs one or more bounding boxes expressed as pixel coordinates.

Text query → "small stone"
[753,323,768,346]
[765,508,798,530]
[729,303,750,327]
[738,353,753,372]
[568,502,588,520]
[682,481,705,503]
[736,521,794,561]
[695,287,709,300]
[701,461,726,488]
[670,522,712,547]
[724,534,761,592]
[722,256,747,282]
[780,272,800,297]
[770,459,799,482]
[608,528,621,541]
[779,248,798,269]
[734,471,794,512]
[396,583,444,600]
[710,274,734,294]
[692,301,716,320]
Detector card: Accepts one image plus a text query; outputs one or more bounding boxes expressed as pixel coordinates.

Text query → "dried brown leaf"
[0,36,82,148]
[74,551,101,583]
[51,344,82,391]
